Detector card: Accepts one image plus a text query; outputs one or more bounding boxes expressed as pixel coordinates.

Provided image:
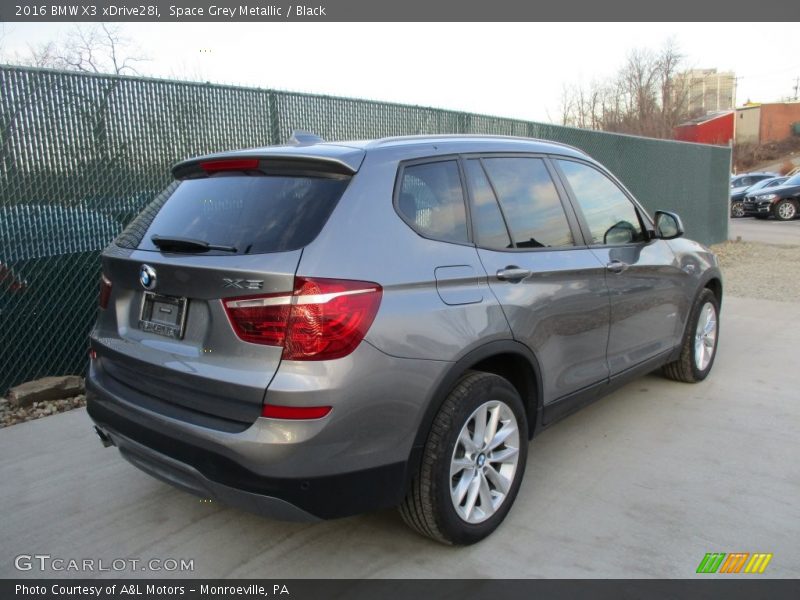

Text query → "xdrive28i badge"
[139,264,157,290]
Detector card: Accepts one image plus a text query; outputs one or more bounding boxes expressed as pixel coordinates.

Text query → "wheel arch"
[408,340,543,479]
[703,275,723,306]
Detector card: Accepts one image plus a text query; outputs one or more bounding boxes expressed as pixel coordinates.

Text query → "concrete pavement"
[1,296,798,579]
[729,217,800,246]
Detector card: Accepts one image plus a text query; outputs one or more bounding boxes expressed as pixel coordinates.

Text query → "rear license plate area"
[138,292,188,339]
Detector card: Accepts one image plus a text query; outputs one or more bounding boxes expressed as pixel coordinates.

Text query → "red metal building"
[673,111,734,145]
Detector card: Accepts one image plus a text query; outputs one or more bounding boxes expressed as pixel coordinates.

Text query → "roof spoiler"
[172,154,360,179]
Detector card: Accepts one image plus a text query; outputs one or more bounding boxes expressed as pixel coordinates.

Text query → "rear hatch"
[91,154,358,429]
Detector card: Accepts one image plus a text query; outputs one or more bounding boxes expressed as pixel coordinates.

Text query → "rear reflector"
[262,404,332,420]
[200,158,260,173]
[222,277,382,360]
[99,275,112,310]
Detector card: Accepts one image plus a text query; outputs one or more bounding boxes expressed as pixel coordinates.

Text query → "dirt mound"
[734,137,800,173]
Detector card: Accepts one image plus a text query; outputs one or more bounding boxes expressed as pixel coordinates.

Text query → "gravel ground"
[0,394,86,428]
[710,240,800,302]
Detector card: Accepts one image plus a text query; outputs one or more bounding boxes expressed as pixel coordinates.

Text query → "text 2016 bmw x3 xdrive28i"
[87,134,722,545]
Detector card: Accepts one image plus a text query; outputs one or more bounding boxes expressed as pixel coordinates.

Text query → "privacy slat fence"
[0,66,731,394]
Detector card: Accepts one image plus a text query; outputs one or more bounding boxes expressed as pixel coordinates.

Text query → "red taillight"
[262,404,332,419]
[222,277,382,361]
[200,158,260,173]
[222,292,292,346]
[99,275,112,310]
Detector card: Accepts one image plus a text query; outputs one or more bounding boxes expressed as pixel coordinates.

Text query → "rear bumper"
[92,418,320,521]
[87,391,411,520]
[84,337,451,520]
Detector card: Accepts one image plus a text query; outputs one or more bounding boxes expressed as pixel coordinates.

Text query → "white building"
[676,69,736,115]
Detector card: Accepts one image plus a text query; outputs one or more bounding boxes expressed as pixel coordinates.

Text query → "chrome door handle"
[606,260,629,274]
[496,267,531,281]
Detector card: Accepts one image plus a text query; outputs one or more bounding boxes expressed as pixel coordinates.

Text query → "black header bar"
[4,579,800,600]
[1,0,798,22]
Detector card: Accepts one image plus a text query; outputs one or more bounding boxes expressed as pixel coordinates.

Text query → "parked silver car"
[87,135,722,544]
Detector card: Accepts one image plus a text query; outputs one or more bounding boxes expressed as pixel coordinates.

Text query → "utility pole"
[794,76,799,101]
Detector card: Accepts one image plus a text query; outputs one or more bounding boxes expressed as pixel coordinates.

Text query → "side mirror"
[654,211,684,240]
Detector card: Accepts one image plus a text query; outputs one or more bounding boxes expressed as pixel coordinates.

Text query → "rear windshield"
[116,174,350,254]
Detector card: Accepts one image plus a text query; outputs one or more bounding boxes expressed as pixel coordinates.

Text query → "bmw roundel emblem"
[139,264,157,290]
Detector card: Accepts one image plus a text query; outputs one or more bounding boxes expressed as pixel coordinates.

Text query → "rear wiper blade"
[151,235,237,253]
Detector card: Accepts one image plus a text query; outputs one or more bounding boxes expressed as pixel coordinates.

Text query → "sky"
[2,22,799,124]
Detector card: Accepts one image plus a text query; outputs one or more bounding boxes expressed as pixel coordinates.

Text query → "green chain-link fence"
[0,66,731,394]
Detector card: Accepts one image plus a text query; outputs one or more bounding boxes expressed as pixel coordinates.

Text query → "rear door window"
[119,174,350,255]
[464,159,512,250]
[481,157,574,248]
[397,161,469,244]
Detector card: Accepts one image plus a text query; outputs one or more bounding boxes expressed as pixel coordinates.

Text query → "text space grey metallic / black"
[87,135,722,545]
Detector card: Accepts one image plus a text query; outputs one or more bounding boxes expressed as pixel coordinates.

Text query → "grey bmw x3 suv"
[87,134,722,544]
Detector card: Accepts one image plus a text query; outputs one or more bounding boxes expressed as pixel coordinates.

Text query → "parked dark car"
[732,176,789,217]
[730,172,778,193]
[730,172,779,216]
[742,173,800,220]
[87,134,722,544]
[0,205,123,395]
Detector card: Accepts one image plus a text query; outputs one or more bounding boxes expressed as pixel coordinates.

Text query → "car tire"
[730,202,745,218]
[663,288,720,383]
[399,371,528,545]
[773,199,797,221]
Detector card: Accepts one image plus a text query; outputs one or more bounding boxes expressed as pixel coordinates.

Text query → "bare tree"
[59,23,146,74]
[559,40,690,140]
[653,40,690,136]
[1,24,149,178]
[16,41,60,68]
[12,24,147,75]
[557,85,574,126]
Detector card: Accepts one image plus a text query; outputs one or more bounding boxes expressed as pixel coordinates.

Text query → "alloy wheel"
[777,201,796,220]
[694,302,718,371]
[450,400,520,524]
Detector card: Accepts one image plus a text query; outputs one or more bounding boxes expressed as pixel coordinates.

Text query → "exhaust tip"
[94,426,114,448]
